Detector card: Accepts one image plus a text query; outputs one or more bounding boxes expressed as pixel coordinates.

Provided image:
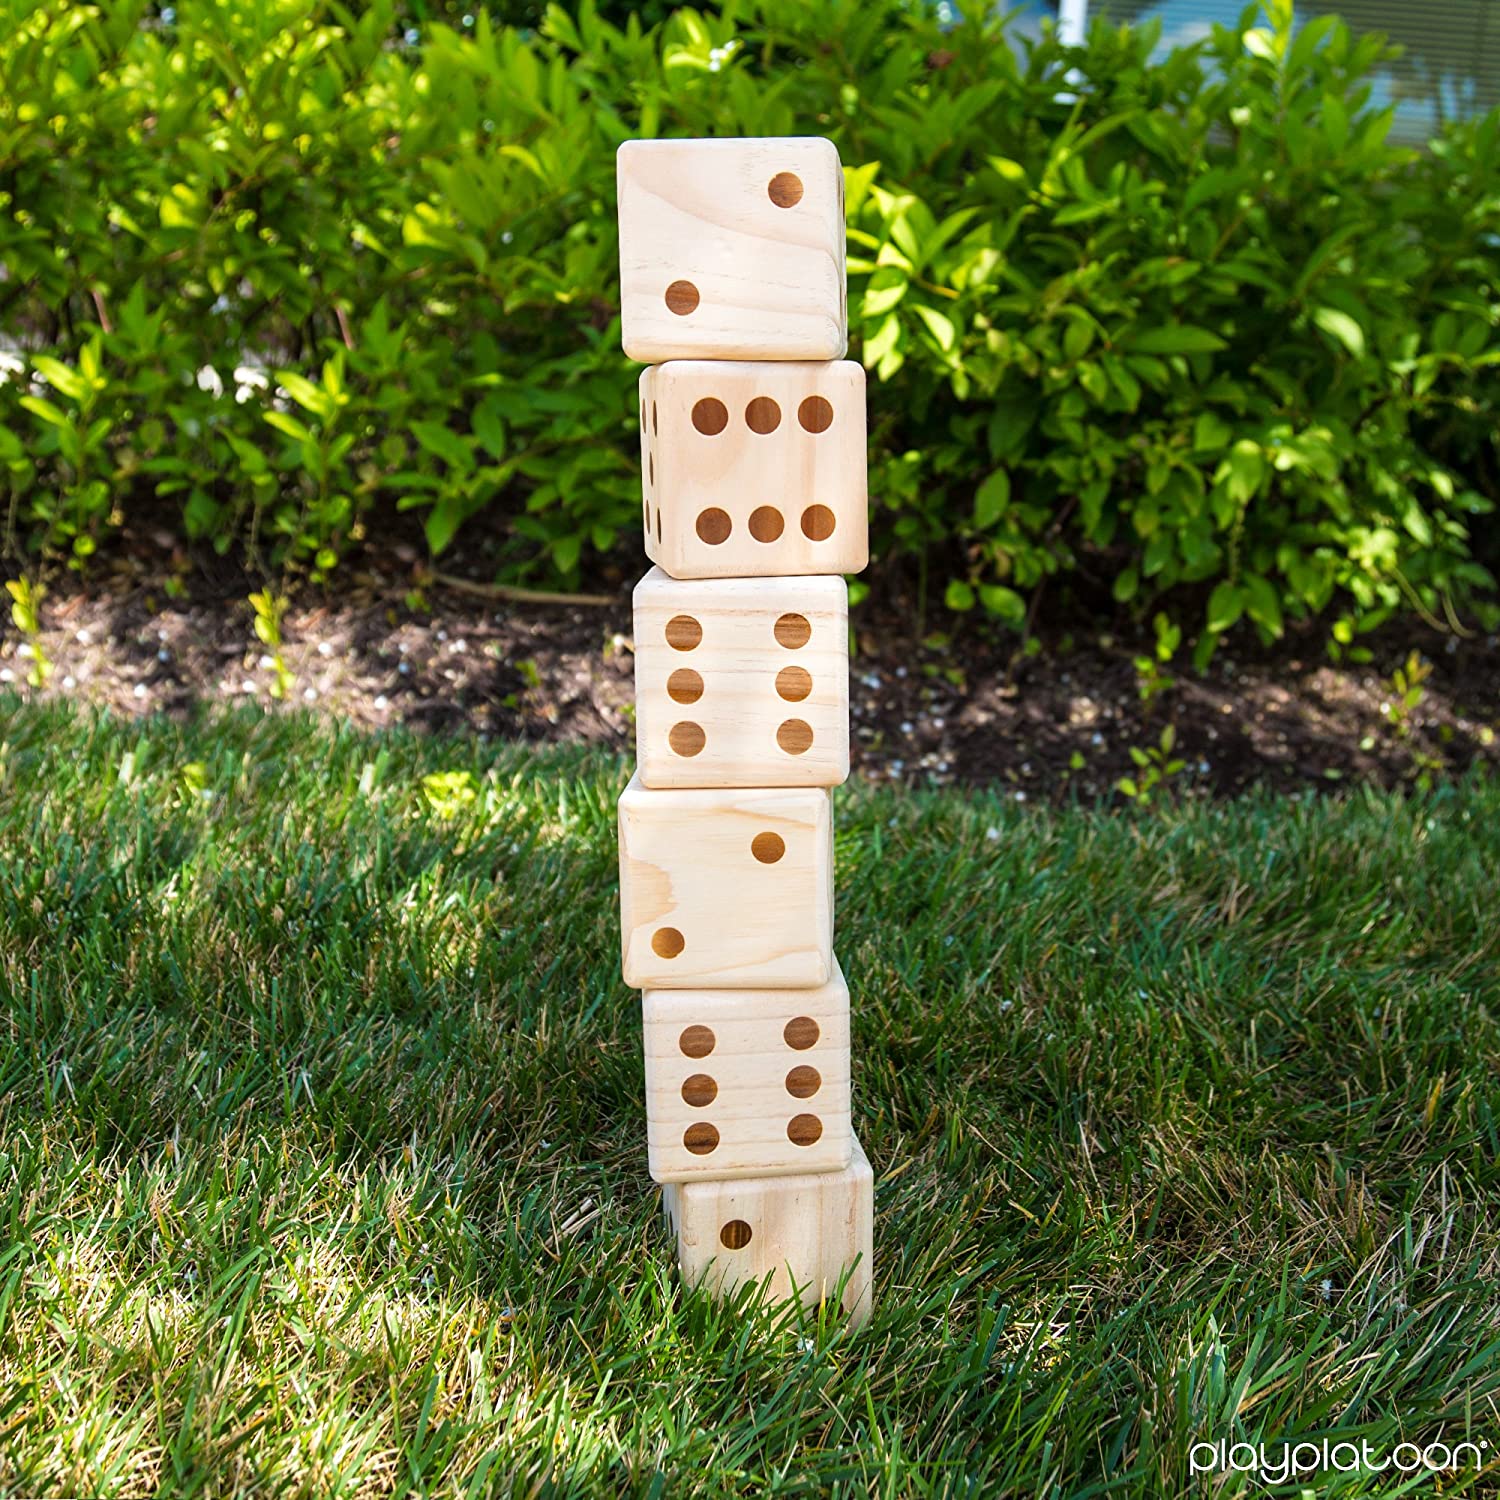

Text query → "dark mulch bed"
[6,534,1497,802]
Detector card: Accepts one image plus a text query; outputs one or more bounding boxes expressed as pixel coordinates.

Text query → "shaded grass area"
[1,695,1498,1497]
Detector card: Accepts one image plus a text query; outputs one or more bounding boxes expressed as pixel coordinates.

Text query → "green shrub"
[1,0,1497,653]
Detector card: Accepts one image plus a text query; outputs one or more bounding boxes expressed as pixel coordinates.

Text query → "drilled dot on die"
[692,397,728,435]
[784,1016,819,1050]
[801,505,836,541]
[745,397,781,435]
[785,1065,821,1098]
[652,927,685,959]
[665,615,702,651]
[720,1219,752,1249]
[679,1024,715,1058]
[667,668,703,704]
[681,1073,717,1107]
[684,1122,719,1154]
[798,395,834,433]
[665,279,699,315]
[776,666,812,702]
[751,832,785,864]
[696,508,732,545]
[669,721,706,757]
[768,171,804,208]
[774,613,811,649]
[777,719,813,755]
[749,506,784,543]
[787,1114,823,1146]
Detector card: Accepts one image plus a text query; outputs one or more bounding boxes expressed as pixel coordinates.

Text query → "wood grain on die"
[633,567,848,790]
[617,137,847,363]
[639,361,868,580]
[618,774,833,989]
[661,1136,874,1328]
[643,963,852,1182]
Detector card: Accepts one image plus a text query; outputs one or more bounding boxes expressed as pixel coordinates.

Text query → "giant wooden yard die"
[617,137,846,363]
[662,1136,874,1329]
[632,566,848,790]
[643,963,852,1183]
[617,775,833,990]
[616,131,873,1329]
[638,360,868,579]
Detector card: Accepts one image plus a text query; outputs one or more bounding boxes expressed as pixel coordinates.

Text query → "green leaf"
[1124,325,1228,356]
[1113,566,1140,604]
[275,371,333,419]
[1242,573,1284,636]
[1312,306,1365,358]
[979,585,1025,623]
[973,470,1011,529]
[1206,580,1245,634]
[411,421,475,473]
[912,304,956,353]
[945,580,976,611]
[264,411,314,444]
[1224,440,1266,505]
[31,357,86,401]
[19,396,69,429]
[425,501,463,556]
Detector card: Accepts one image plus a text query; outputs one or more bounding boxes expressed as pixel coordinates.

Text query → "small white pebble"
[436,629,448,642]
[899,720,914,735]
[303,687,318,703]
[1320,1279,1333,1301]
[157,648,170,663]
[1000,1000,1013,1013]
[398,661,411,675]
[1045,1031,1056,1041]
[932,716,945,730]
[452,639,467,654]
[317,641,333,658]
[240,680,257,695]
[374,694,389,710]
[797,1337,815,1354]
[76,629,92,645]
[1014,790,1027,802]
[1090,732,1105,747]
[985,827,1000,841]
[133,683,147,700]
[258,654,274,670]
[0,669,14,684]
[895,665,907,678]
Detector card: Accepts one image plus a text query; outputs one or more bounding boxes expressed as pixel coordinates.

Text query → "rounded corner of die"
[621,332,656,364]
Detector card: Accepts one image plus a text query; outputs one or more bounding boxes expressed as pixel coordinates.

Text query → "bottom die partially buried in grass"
[662,1136,874,1330]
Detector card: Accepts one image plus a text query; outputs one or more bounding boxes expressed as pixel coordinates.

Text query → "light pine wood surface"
[638,360,868,580]
[617,774,833,990]
[643,962,852,1183]
[632,566,848,790]
[662,1135,873,1328]
[617,137,847,363]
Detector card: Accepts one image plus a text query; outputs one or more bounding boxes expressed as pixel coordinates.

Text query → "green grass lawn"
[2,697,1498,1497]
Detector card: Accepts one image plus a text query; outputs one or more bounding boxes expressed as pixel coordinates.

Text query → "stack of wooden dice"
[614,136,873,1328]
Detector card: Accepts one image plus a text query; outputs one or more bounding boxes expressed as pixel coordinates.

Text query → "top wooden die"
[617,137,847,363]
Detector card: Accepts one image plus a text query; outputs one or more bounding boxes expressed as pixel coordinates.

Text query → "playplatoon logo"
[1189,1436,1489,1484]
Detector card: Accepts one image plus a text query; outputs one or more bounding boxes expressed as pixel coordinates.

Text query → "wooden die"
[638,361,868,580]
[662,1135,874,1328]
[633,567,848,790]
[617,137,847,363]
[643,962,852,1183]
[617,774,832,990]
